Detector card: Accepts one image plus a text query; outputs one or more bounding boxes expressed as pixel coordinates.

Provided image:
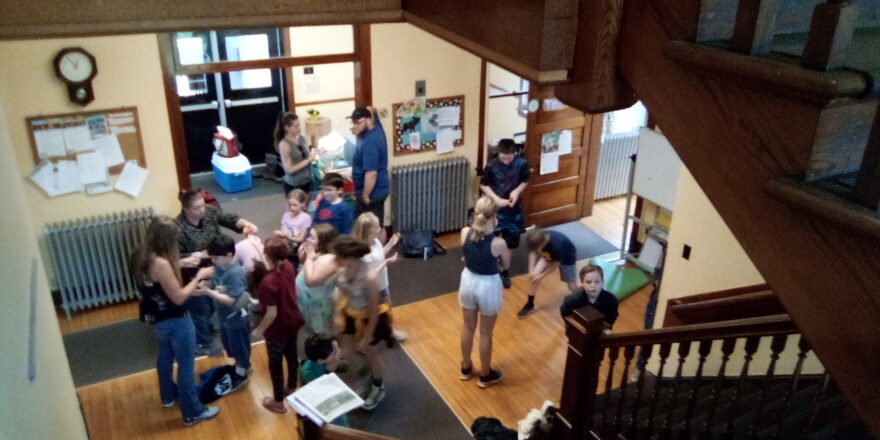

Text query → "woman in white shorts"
[458,196,510,389]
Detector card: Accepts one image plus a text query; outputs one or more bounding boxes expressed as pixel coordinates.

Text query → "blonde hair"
[129,215,181,284]
[287,188,309,205]
[352,212,380,242]
[471,196,499,243]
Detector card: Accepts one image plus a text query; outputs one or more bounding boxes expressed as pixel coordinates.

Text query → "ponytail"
[273,112,298,148]
[470,195,499,243]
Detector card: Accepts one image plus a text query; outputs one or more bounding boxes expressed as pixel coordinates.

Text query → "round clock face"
[58,51,94,83]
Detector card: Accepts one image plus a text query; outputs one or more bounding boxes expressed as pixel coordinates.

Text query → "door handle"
[224,99,232,107]
[211,100,219,109]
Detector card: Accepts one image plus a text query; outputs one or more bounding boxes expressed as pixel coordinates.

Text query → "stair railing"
[299,416,399,440]
[553,306,867,440]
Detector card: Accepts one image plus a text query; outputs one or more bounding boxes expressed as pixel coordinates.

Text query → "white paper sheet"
[55,160,84,195]
[115,161,149,197]
[86,181,114,195]
[29,161,61,197]
[305,76,321,95]
[421,109,439,133]
[436,128,454,154]
[558,130,572,155]
[62,125,94,153]
[540,152,559,175]
[93,134,125,167]
[34,129,67,158]
[409,132,421,150]
[76,151,109,186]
[110,125,137,135]
[435,106,460,127]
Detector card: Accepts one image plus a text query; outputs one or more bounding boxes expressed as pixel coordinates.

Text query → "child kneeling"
[299,334,348,426]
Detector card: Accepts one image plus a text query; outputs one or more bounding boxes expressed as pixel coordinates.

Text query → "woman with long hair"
[274,111,316,196]
[458,196,510,388]
[129,215,219,426]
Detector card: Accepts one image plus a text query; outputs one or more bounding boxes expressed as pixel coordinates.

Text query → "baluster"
[600,346,620,436]
[853,104,880,210]
[724,336,761,437]
[775,336,810,438]
[647,342,671,435]
[804,373,832,435]
[683,339,713,436]
[748,334,788,438]
[730,0,780,55]
[802,0,858,71]
[614,345,636,434]
[628,344,653,439]
[702,338,736,437]
[661,341,692,438]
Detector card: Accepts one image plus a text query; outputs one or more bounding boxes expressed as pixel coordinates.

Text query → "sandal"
[261,396,287,414]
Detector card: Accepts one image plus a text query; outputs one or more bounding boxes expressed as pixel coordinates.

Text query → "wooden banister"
[600,314,797,347]
[853,106,880,210]
[667,283,770,306]
[730,0,779,55]
[665,290,784,326]
[802,0,858,71]
[299,416,399,440]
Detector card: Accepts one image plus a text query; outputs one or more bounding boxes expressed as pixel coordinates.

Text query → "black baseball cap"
[348,107,371,121]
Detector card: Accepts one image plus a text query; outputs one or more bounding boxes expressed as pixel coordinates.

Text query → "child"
[252,237,304,413]
[333,236,391,410]
[352,212,406,343]
[313,172,354,234]
[199,235,251,392]
[299,334,348,427]
[275,188,312,260]
[520,228,578,318]
[479,138,529,289]
[296,224,340,337]
[560,264,619,329]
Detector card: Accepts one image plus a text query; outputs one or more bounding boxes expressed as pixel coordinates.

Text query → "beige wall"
[0,102,88,440]
[0,34,181,231]
[371,23,483,206]
[486,63,527,144]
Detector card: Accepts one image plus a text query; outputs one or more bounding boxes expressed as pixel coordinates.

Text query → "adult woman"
[176,189,258,356]
[129,216,220,426]
[274,112,316,196]
[458,196,510,389]
[296,223,340,337]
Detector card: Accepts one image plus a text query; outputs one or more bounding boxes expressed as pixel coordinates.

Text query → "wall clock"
[53,47,97,106]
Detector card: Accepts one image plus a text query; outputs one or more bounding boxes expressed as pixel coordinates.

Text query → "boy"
[480,138,529,289]
[520,228,578,318]
[314,172,354,234]
[560,264,619,329]
[200,235,252,391]
[299,334,348,427]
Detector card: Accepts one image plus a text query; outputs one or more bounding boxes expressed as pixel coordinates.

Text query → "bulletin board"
[26,106,145,175]
[392,95,464,155]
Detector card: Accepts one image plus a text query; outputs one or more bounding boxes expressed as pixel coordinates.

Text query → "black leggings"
[265,336,298,402]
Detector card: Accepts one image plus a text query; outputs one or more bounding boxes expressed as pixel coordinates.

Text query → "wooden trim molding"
[175,53,357,76]
[477,59,487,173]
[156,34,191,191]
[354,23,373,107]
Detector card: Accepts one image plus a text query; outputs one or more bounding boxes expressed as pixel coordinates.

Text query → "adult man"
[350,106,390,224]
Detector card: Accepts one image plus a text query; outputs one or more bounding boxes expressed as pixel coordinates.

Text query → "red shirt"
[257,261,304,342]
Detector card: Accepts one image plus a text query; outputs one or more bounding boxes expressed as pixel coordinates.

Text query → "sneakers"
[161,399,175,408]
[362,384,386,410]
[229,373,250,394]
[517,303,535,319]
[459,364,473,381]
[478,370,503,389]
[501,275,512,289]
[392,329,408,342]
[194,344,222,357]
[184,406,219,426]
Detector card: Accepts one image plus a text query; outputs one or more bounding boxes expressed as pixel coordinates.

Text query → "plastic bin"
[212,152,252,193]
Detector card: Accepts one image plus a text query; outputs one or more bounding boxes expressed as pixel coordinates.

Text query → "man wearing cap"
[350,106,390,224]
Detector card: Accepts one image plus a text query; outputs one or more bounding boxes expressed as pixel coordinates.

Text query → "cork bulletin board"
[26,106,145,175]
[392,95,464,155]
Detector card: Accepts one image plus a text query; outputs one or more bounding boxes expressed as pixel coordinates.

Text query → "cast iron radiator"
[44,208,155,319]
[594,131,640,200]
[391,157,470,233]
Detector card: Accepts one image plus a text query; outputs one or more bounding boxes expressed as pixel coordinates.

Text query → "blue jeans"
[220,317,251,370]
[153,317,206,421]
[184,295,216,348]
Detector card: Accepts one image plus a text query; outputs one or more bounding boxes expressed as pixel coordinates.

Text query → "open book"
[287,373,364,425]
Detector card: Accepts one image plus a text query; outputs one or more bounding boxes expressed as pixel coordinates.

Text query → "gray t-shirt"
[282,136,312,187]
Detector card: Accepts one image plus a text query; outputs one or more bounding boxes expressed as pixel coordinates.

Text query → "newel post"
[553,306,607,440]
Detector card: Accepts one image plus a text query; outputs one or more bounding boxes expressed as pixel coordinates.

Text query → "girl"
[352,212,406,342]
[333,236,392,410]
[274,112,316,196]
[458,196,510,389]
[251,237,304,413]
[275,188,312,252]
[129,216,219,426]
[296,223,340,337]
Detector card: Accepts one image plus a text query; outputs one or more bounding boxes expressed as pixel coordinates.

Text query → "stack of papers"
[286,373,363,426]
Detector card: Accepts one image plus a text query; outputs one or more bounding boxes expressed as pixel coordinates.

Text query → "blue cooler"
[211,152,252,193]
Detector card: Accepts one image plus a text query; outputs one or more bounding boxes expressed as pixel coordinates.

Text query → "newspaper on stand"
[286,373,363,426]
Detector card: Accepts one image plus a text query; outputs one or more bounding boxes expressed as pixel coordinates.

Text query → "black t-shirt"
[138,281,187,324]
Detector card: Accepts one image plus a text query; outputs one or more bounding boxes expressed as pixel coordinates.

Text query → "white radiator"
[391,157,470,233]
[44,208,155,318]
[595,132,640,200]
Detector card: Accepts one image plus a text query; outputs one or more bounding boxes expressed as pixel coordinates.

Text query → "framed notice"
[392,95,464,155]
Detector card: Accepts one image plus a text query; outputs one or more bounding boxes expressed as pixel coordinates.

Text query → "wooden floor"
[580,196,631,248]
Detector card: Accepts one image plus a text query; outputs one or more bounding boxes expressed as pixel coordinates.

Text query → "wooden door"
[522,86,603,227]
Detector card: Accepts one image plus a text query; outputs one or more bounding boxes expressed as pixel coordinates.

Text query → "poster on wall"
[392,95,464,155]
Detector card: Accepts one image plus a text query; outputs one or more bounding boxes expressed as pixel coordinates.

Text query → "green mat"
[588,257,651,301]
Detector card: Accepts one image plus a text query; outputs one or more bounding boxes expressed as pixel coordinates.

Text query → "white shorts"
[458,268,503,316]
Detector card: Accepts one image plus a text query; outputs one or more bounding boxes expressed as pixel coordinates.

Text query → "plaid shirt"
[176,205,241,254]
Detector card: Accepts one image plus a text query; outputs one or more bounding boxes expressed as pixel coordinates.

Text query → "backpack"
[198,365,244,403]
[399,230,447,260]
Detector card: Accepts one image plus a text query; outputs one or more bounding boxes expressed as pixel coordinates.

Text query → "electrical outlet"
[304,66,314,75]
[415,80,426,97]
[682,244,692,260]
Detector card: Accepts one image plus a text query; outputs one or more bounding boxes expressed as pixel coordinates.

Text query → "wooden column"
[802,0,858,71]
[852,108,880,210]
[730,0,779,55]
[553,306,607,440]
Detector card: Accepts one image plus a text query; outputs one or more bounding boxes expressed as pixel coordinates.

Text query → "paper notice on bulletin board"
[540,152,559,175]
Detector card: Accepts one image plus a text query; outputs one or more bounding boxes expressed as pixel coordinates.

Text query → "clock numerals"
[54,48,97,106]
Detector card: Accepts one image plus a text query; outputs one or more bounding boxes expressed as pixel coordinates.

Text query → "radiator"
[391,157,470,233]
[44,208,155,319]
[594,131,640,200]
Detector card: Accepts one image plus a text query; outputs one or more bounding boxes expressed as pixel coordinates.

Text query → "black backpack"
[198,365,243,403]
[399,230,447,259]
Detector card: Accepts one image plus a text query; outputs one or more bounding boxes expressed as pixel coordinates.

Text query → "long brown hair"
[273,111,299,148]
[129,215,182,284]
[471,196,498,243]
[312,223,340,254]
